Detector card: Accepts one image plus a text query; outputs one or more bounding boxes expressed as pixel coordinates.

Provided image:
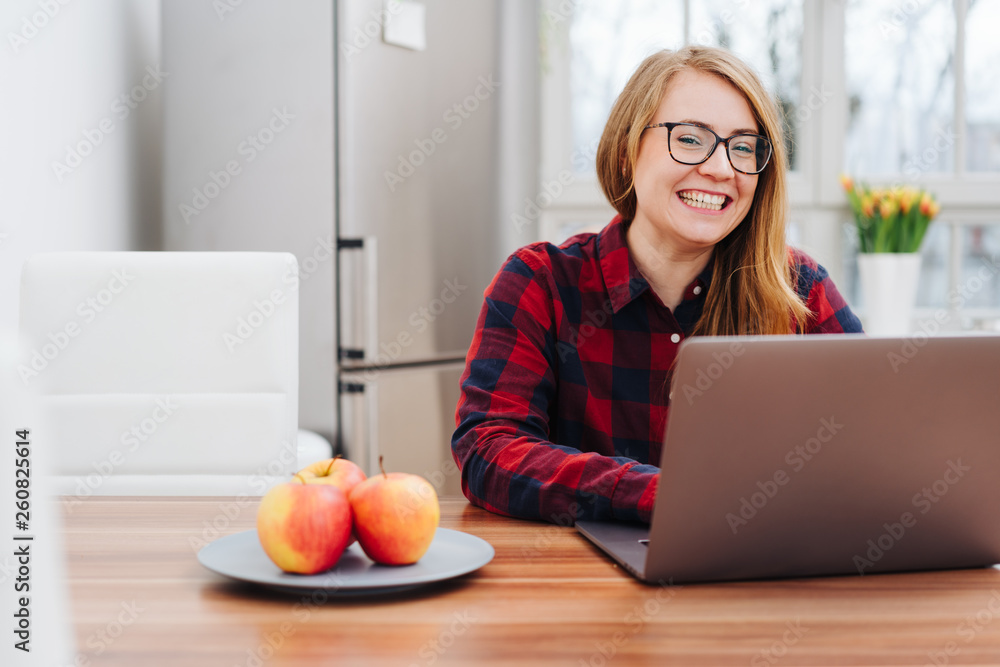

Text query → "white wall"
[0,0,162,335]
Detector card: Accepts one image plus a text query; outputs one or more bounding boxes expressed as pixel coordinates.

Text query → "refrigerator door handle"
[338,236,379,363]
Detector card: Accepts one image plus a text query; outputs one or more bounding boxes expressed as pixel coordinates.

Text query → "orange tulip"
[879,198,896,219]
[861,195,875,218]
[839,174,854,192]
[919,192,934,216]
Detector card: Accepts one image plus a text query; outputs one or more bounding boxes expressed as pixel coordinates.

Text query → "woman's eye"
[676,134,703,147]
[732,141,755,155]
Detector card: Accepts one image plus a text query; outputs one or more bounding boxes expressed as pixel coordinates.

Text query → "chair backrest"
[18,252,299,496]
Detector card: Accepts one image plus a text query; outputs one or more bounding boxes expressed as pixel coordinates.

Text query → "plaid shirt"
[452,217,862,525]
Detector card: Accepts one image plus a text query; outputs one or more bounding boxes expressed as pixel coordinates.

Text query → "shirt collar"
[598,217,648,313]
[597,216,713,313]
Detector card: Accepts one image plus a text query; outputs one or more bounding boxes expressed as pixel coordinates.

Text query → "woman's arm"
[792,249,864,334]
[451,253,659,525]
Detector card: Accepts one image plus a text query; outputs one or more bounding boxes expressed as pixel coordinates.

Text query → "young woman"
[452,46,862,525]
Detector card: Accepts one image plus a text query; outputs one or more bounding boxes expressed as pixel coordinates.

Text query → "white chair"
[18,251,330,496]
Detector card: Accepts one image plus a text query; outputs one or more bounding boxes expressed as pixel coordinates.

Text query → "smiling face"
[631,68,761,255]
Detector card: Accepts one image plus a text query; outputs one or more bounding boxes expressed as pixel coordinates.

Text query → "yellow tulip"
[899,190,914,214]
[879,198,896,219]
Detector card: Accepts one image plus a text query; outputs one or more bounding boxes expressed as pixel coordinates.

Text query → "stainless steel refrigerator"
[162,0,538,495]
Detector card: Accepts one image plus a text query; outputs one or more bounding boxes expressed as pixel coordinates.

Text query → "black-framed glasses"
[642,122,772,175]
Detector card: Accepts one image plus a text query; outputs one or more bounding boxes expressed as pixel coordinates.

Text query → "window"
[844,0,955,176]
[540,0,1000,330]
[568,1,684,177]
[966,0,1000,172]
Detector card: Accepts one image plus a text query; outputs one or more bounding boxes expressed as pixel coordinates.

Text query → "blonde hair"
[596,46,810,335]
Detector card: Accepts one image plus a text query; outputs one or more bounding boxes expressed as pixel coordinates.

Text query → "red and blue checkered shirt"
[452,217,863,525]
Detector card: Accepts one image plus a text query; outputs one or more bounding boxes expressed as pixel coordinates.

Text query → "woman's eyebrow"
[679,118,760,135]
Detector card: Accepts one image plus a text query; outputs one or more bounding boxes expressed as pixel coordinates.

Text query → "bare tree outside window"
[566,0,803,175]
[844,0,955,176]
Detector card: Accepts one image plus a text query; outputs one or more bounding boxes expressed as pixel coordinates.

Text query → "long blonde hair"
[596,46,810,335]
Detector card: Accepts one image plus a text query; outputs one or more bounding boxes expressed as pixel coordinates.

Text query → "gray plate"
[197,528,494,595]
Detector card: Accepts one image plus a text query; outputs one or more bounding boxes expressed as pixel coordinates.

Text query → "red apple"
[295,457,367,546]
[296,457,367,491]
[256,476,352,574]
[348,457,440,566]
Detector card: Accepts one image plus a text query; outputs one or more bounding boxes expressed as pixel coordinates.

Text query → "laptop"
[576,334,1000,584]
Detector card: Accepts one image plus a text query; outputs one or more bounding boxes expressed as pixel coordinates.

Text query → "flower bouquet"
[840,175,940,253]
[840,175,941,335]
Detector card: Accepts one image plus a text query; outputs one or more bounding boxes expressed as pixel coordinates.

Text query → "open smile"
[677,189,732,213]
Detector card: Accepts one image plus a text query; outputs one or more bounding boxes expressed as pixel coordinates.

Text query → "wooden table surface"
[62,496,1000,666]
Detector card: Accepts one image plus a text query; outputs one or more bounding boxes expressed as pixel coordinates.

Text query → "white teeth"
[679,191,727,211]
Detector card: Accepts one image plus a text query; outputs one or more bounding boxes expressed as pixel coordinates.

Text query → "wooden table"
[62,497,1000,666]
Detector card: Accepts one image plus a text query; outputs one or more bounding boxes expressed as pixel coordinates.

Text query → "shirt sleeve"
[451,251,658,525]
[793,251,865,334]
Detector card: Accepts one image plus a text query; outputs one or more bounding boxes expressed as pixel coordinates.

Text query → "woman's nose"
[698,144,736,179]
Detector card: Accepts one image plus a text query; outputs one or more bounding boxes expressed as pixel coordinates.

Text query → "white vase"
[857,253,922,336]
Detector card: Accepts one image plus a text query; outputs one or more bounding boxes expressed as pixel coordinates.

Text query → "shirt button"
[671,333,681,344]
[693,285,703,295]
